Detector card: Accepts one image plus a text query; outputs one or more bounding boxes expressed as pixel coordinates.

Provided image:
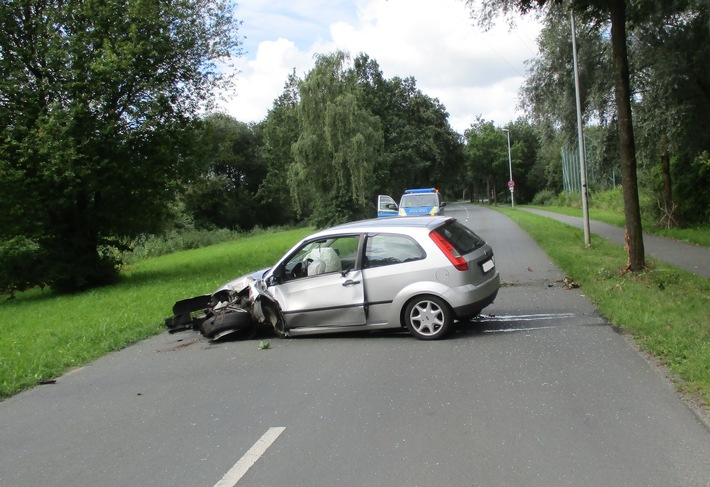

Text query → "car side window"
[327,235,359,272]
[364,234,425,268]
[283,235,360,280]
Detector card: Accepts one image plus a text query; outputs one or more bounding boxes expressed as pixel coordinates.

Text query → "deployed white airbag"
[305,247,341,273]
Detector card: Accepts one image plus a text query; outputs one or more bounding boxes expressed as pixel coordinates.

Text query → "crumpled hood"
[215,268,271,295]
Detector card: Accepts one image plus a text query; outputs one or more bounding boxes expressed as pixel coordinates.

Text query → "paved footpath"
[522,208,710,280]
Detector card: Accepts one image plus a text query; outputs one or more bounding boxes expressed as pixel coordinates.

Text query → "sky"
[219,0,542,135]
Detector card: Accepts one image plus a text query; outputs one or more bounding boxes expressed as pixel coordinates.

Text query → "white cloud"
[219,0,541,133]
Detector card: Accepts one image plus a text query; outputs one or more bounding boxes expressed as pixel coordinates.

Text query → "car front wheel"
[404,295,452,340]
[201,309,255,340]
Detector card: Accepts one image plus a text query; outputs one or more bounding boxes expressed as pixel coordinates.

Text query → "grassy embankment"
[0,227,313,400]
[496,206,709,408]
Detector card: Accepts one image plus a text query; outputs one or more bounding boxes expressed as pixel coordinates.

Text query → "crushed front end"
[164,270,283,340]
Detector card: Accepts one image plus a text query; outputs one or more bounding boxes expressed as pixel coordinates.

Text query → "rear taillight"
[429,230,468,271]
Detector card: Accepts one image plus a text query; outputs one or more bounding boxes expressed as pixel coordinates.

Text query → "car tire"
[262,302,287,338]
[404,295,452,340]
[201,309,254,339]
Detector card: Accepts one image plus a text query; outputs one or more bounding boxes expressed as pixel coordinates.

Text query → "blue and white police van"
[377,188,446,218]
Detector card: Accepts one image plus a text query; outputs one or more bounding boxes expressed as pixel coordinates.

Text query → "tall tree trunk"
[486,176,491,205]
[659,133,677,228]
[609,1,645,271]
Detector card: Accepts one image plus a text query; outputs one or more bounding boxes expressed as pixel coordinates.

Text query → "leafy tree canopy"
[0,0,241,293]
[289,51,383,227]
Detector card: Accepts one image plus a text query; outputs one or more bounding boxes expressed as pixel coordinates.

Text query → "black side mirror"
[270,266,284,285]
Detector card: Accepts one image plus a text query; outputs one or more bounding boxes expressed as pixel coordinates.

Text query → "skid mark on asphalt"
[479,313,576,322]
[471,312,592,334]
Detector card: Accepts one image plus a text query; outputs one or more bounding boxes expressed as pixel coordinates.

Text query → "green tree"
[519,6,620,198]
[517,1,709,226]
[508,118,542,203]
[353,54,464,202]
[464,118,509,204]
[257,70,301,226]
[184,114,264,230]
[521,5,616,134]
[467,0,649,271]
[632,1,710,226]
[290,51,383,226]
[0,0,241,292]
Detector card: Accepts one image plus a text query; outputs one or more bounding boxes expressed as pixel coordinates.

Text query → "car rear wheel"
[201,309,255,339]
[404,295,452,340]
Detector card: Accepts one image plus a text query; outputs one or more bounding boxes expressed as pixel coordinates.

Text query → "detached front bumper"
[164,271,278,340]
[164,294,212,333]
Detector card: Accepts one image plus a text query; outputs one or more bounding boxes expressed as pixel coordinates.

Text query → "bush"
[120,225,305,265]
[590,186,624,212]
[0,237,46,297]
[531,189,556,206]
[555,191,583,208]
[122,228,240,264]
[531,190,583,207]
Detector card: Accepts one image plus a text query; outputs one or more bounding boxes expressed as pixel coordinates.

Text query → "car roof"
[312,215,454,237]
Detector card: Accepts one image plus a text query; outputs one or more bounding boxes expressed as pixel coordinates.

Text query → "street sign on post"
[508,180,515,189]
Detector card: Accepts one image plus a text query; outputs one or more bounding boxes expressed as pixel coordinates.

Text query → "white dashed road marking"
[214,427,286,487]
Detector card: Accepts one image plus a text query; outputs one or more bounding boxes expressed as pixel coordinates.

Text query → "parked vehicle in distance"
[377,188,446,218]
[165,216,500,341]
[377,194,399,218]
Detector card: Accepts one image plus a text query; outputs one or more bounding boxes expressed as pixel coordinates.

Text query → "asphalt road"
[1,204,709,487]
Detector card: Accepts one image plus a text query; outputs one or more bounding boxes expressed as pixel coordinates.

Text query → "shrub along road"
[0,204,708,487]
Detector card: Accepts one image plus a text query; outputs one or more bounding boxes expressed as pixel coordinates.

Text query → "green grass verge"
[0,227,313,400]
[527,205,710,248]
[497,207,710,406]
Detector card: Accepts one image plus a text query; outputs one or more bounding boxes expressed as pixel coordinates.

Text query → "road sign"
[508,180,515,189]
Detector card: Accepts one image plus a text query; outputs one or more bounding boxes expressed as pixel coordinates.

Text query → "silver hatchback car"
[166,216,500,340]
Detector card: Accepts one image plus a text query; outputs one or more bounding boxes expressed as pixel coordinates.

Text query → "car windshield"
[400,193,439,208]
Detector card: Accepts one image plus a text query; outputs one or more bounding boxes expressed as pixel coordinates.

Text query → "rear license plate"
[481,259,494,273]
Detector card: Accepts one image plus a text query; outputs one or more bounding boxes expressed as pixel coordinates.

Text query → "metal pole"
[503,128,514,209]
[571,11,591,246]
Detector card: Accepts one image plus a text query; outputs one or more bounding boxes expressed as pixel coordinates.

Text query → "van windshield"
[400,193,439,208]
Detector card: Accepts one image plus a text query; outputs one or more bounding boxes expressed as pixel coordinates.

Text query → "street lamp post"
[571,11,591,246]
[502,128,514,209]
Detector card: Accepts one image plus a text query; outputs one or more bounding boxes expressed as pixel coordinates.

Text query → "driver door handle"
[342,280,361,287]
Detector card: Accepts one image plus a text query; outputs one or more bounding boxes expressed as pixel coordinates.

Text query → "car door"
[268,235,366,329]
[361,232,427,324]
[377,195,399,218]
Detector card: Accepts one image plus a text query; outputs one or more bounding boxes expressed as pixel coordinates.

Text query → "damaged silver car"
[165,216,500,341]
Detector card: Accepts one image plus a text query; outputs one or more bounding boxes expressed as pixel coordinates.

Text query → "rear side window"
[364,234,425,268]
[433,221,485,254]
